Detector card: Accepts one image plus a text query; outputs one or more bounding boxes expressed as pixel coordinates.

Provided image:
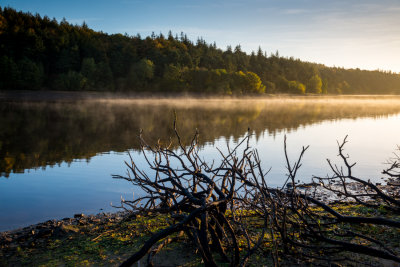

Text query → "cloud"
[280,8,309,15]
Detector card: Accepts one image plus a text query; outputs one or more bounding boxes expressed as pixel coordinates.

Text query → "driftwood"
[114,121,400,266]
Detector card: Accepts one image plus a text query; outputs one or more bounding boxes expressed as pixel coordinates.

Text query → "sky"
[2,0,400,73]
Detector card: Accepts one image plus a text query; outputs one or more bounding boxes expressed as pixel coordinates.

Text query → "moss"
[1,205,399,266]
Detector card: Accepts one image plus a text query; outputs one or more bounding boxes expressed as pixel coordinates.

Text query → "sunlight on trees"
[288,80,306,94]
[307,74,322,94]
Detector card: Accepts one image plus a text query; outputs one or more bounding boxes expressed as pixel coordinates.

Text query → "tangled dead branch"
[113,122,400,266]
[113,119,256,266]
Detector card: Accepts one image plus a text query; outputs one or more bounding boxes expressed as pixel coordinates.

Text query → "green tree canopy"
[243,71,266,94]
[288,80,306,94]
[307,74,323,94]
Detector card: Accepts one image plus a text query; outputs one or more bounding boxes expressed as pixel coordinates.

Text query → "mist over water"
[1,96,400,231]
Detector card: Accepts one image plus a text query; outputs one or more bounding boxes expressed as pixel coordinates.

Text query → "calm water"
[1,96,400,231]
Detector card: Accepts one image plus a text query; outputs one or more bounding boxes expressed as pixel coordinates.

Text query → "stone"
[74,213,85,219]
[35,228,53,238]
[90,218,101,223]
[0,236,12,245]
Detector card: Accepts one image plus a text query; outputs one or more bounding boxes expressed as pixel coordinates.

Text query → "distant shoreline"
[1,90,400,102]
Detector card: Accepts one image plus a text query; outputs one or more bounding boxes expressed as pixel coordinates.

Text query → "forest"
[1,7,400,95]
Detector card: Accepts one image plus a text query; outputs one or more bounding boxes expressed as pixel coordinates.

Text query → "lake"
[1,95,400,231]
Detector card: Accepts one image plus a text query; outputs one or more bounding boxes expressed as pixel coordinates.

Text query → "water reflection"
[2,96,400,177]
[2,96,400,231]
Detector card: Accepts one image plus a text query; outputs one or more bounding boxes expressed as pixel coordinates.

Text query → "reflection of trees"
[1,97,400,177]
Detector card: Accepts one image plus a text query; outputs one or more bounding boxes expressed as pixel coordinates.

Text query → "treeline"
[1,7,400,94]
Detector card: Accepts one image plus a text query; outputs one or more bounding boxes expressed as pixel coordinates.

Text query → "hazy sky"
[2,0,400,72]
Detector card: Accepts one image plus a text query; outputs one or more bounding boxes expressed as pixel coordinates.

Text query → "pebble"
[0,211,130,250]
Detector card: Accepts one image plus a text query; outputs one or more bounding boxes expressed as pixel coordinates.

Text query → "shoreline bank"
[2,90,400,102]
[0,211,130,245]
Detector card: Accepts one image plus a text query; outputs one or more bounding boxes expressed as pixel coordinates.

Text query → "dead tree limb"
[115,125,400,266]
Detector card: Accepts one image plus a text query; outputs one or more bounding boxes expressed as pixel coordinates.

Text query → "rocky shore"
[0,211,131,257]
[2,178,399,251]
[0,209,194,266]
[1,178,399,266]
[292,177,400,204]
